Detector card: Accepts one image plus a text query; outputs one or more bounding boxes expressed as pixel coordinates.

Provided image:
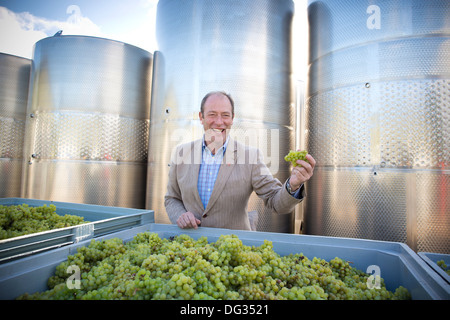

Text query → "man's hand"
[176,211,201,229]
[289,153,316,191]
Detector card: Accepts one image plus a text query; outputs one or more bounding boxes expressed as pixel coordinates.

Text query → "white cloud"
[0,7,46,58]
[60,5,103,37]
[0,5,104,59]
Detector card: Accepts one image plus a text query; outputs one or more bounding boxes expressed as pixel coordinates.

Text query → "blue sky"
[0,0,159,58]
[0,0,308,80]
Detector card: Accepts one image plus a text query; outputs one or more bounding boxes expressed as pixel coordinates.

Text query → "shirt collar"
[202,134,230,156]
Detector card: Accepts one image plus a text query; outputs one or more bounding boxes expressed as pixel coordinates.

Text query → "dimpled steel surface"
[304,0,450,253]
[0,53,31,198]
[21,36,153,209]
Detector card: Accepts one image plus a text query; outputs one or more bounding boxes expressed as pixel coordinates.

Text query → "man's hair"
[200,91,235,116]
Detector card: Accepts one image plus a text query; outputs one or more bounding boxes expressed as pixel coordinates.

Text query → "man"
[164,91,316,230]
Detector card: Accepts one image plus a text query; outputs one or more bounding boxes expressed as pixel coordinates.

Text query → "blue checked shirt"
[197,136,229,209]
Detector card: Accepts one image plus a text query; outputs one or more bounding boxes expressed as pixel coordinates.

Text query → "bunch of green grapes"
[17,233,411,300]
[437,260,450,276]
[284,150,308,167]
[0,204,89,240]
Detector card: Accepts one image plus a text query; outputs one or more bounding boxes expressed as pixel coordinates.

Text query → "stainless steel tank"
[304,0,450,253]
[21,35,153,208]
[0,53,31,198]
[147,0,296,232]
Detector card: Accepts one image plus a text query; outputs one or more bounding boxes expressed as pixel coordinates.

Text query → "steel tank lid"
[0,52,31,61]
[33,34,152,56]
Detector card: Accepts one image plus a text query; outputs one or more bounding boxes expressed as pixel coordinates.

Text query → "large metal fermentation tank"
[304,0,450,253]
[0,53,31,197]
[22,35,153,209]
[147,0,296,232]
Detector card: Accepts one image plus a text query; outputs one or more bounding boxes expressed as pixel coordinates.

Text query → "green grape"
[284,150,308,167]
[0,204,89,240]
[16,232,411,301]
[437,260,450,276]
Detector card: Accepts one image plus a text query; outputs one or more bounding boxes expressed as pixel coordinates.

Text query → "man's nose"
[214,115,224,125]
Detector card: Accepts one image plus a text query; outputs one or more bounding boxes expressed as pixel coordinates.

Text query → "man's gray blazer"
[164,137,305,230]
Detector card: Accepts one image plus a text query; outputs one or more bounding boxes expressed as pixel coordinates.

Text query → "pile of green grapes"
[17,233,411,300]
[284,150,308,167]
[0,204,88,240]
[437,260,450,276]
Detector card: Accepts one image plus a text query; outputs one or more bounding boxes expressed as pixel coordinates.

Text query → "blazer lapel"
[203,138,237,215]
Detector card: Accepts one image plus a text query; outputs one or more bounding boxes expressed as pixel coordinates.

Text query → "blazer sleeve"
[164,145,188,224]
[250,148,305,214]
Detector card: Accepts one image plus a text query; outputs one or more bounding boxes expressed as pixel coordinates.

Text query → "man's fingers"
[295,161,312,176]
[177,212,201,229]
[305,154,316,168]
[295,154,315,175]
[184,213,195,228]
[290,154,316,188]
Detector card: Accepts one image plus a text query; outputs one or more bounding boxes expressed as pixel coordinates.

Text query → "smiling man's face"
[199,93,234,154]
